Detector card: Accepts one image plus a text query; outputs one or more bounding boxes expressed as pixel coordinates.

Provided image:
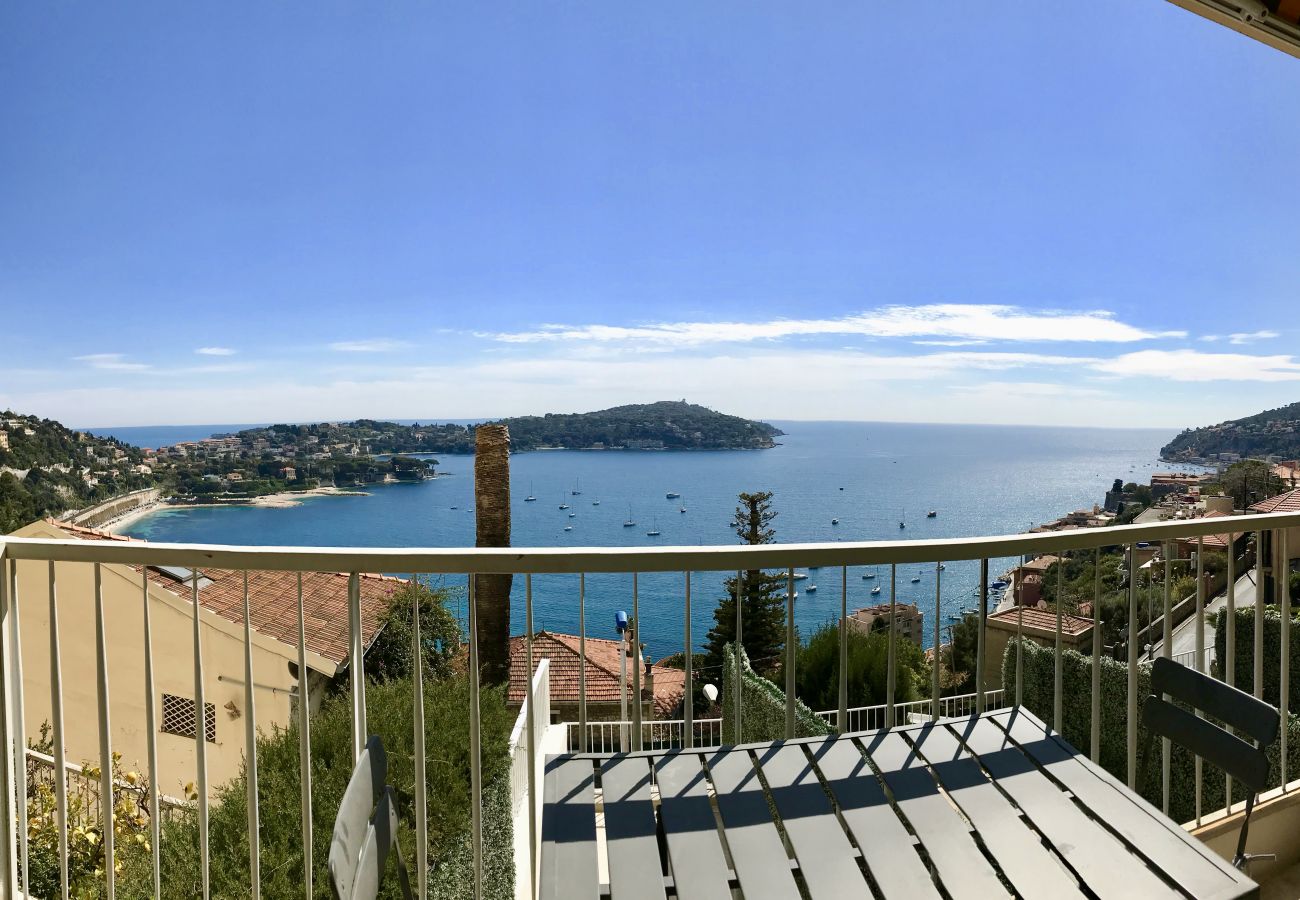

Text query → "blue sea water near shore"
[112,421,1197,666]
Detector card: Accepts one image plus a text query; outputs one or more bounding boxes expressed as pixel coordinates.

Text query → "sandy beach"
[104,486,369,533]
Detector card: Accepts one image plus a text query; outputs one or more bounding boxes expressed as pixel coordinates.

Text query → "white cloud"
[1228,330,1279,345]
[1092,349,1300,382]
[195,346,237,356]
[73,353,150,372]
[329,339,412,353]
[484,304,1184,347]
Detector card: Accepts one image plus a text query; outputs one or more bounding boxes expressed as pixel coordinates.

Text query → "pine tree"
[702,491,788,682]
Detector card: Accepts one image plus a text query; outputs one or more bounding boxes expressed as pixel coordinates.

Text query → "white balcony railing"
[2,509,1298,899]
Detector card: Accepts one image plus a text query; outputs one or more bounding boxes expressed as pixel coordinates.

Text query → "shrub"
[1213,605,1300,713]
[795,622,927,711]
[721,643,831,744]
[116,674,515,899]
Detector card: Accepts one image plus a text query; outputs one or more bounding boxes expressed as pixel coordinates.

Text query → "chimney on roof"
[643,658,654,698]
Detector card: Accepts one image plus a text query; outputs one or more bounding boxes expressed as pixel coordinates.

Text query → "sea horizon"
[118,420,1202,658]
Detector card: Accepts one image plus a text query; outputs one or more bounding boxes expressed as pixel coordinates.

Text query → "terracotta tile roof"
[508,631,685,718]
[1250,489,1300,514]
[988,606,1094,637]
[45,520,395,672]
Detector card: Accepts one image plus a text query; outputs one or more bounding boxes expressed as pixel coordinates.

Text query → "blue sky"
[2,2,1298,428]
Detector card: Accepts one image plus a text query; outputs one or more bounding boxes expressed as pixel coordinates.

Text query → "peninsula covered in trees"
[0,401,782,531]
[1162,400,1300,462]
[234,400,783,454]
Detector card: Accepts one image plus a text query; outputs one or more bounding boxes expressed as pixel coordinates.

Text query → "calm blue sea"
[117,421,1195,663]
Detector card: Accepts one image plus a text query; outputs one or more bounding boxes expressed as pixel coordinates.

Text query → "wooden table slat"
[859,729,1011,899]
[539,756,600,900]
[600,756,668,900]
[990,710,1248,900]
[906,722,1088,900]
[705,749,801,900]
[653,753,733,900]
[952,716,1183,899]
[805,737,942,900]
[753,742,869,899]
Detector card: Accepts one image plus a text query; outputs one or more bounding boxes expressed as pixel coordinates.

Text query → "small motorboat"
[806,584,818,594]
[926,510,938,518]
[792,572,809,581]
[832,518,840,525]
[559,502,570,510]
[564,525,573,531]
[568,512,576,518]
[863,567,877,580]
[666,491,681,499]
[910,574,921,583]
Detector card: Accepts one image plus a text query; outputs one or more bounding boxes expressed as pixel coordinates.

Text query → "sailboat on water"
[524,481,536,502]
[623,505,636,527]
[571,478,582,496]
[559,494,570,510]
[646,517,661,537]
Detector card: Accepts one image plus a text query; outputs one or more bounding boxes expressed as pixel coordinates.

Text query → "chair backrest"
[329,736,411,900]
[1142,657,1279,793]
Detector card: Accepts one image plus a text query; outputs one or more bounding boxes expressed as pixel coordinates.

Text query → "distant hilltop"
[238,401,784,454]
[1161,401,1300,462]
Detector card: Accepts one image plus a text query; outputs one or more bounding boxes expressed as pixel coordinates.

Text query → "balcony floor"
[1263,862,1300,899]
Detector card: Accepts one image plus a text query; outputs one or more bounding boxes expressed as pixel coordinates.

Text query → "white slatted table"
[539,709,1257,900]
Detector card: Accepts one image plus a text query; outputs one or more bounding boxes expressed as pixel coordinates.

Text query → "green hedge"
[1006,639,1300,825]
[1213,606,1300,713]
[721,643,832,744]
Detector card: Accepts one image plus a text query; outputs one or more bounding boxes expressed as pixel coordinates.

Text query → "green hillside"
[1161,401,1300,461]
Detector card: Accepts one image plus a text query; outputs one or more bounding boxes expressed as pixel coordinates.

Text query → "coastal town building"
[981,607,1094,693]
[506,631,686,723]
[7,518,393,797]
[846,602,925,646]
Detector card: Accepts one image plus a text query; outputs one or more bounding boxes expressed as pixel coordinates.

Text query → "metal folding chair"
[329,735,414,900]
[1140,656,1280,870]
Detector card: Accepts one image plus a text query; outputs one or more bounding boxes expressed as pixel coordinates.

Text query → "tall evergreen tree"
[702,491,787,681]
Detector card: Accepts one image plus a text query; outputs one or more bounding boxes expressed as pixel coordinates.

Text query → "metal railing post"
[578,573,587,745]
[525,576,538,897]
[7,559,28,895]
[1225,534,1236,812]
[467,576,483,900]
[191,569,210,899]
[976,559,987,715]
[1127,545,1138,790]
[734,571,743,741]
[1170,541,1180,816]
[1255,532,1265,699]
[50,561,69,899]
[94,564,116,900]
[786,568,796,739]
[683,572,693,748]
[241,572,261,898]
[412,576,427,900]
[1195,537,1205,824]
[632,573,642,751]
[838,566,848,731]
[932,562,941,722]
[348,572,365,763]
[1090,549,1101,764]
[0,551,15,898]
[1054,554,1063,734]
[294,574,312,900]
[1280,528,1290,791]
[1015,556,1024,709]
[886,564,896,728]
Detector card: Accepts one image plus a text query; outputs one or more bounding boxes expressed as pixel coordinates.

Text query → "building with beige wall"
[980,606,1094,693]
[846,602,925,646]
[7,519,391,798]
